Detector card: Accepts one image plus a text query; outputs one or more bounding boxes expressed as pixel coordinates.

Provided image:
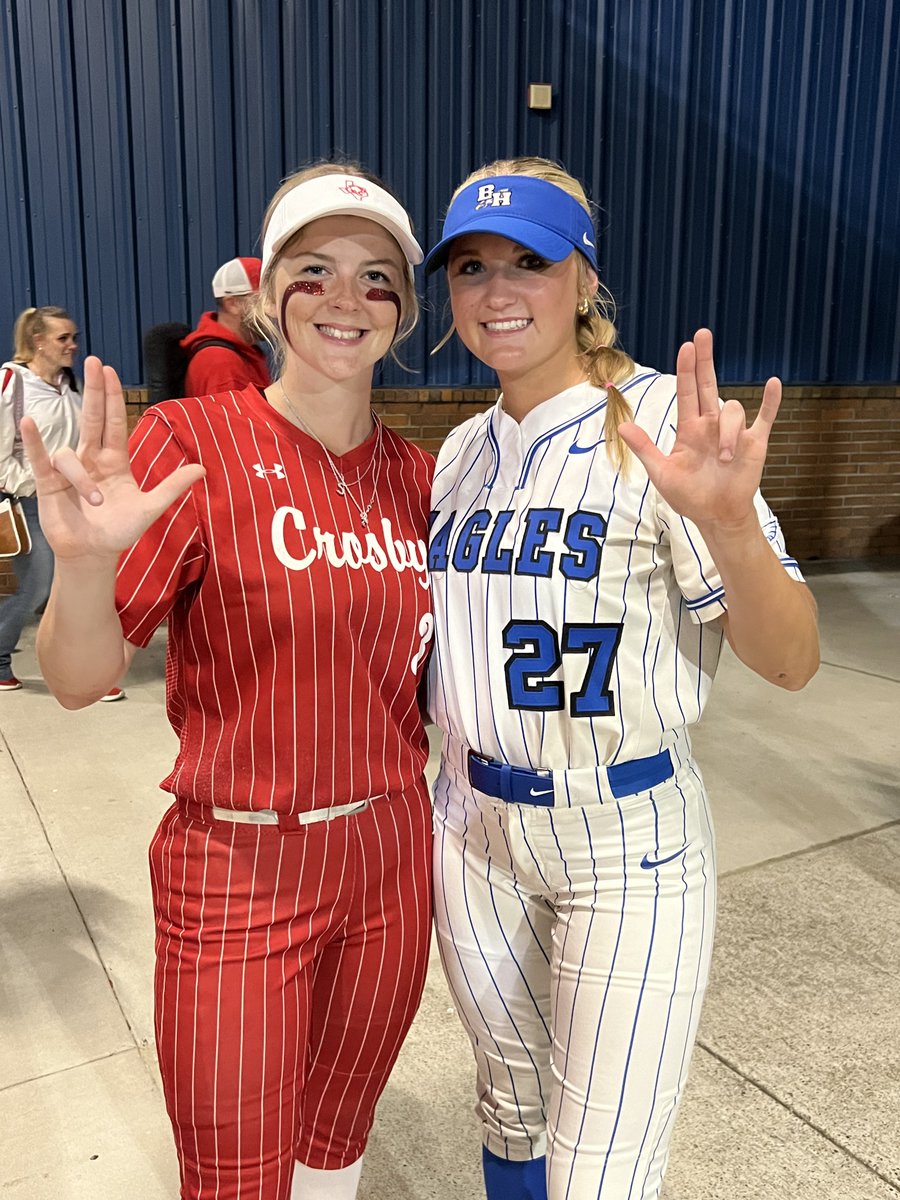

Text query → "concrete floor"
[1,564,898,1199]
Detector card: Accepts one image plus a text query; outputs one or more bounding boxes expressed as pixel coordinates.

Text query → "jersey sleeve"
[0,366,33,496]
[658,491,805,623]
[115,409,207,646]
[647,381,805,623]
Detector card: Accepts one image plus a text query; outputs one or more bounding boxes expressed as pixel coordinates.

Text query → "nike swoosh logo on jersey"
[640,845,689,869]
[568,437,605,454]
[529,787,553,797]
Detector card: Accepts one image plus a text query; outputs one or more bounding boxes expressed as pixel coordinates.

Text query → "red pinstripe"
[150,784,431,1198]
[122,387,434,1197]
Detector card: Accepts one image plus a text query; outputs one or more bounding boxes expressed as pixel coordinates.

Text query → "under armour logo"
[339,179,369,201]
[253,463,286,479]
[475,183,512,209]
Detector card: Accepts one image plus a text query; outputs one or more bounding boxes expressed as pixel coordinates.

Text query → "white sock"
[290,1156,364,1200]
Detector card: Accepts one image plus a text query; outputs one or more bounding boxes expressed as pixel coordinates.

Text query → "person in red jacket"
[181,256,272,395]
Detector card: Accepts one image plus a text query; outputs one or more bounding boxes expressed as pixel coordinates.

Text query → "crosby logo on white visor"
[261,174,423,278]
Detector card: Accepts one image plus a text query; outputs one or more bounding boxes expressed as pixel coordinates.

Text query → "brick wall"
[373,383,900,562]
[2,384,897,595]
[719,385,900,561]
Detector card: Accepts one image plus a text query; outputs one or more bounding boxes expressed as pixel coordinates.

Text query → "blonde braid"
[574,262,635,469]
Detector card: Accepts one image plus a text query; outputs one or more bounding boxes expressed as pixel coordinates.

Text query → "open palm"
[618,329,780,527]
[21,356,205,561]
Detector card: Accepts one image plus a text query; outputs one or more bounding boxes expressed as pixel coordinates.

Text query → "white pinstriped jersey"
[427,369,803,771]
[116,385,433,812]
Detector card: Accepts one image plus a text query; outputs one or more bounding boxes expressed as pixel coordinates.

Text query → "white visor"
[261,175,423,277]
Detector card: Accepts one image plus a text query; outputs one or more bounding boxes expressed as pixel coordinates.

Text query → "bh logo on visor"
[475,184,512,209]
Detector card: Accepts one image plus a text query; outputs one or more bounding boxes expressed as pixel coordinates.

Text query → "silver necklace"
[279,380,383,527]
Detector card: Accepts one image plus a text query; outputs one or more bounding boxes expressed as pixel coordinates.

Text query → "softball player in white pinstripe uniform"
[424,158,820,1200]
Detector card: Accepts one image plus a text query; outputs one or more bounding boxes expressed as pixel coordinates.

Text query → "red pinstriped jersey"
[116,385,434,812]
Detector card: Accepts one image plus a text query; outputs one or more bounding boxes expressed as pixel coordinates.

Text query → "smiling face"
[447,233,596,407]
[33,316,79,375]
[269,214,408,388]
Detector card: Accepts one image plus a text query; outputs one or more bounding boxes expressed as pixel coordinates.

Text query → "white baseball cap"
[261,174,423,277]
[212,256,262,297]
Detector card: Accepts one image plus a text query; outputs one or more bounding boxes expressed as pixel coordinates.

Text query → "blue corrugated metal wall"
[1,0,897,386]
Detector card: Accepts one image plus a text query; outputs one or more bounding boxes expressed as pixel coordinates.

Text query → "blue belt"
[467,749,674,806]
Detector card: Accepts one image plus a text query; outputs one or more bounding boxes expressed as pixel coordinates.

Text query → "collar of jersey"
[497,380,599,438]
[491,369,652,489]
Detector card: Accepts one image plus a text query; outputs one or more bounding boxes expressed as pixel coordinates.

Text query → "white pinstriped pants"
[433,754,716,1200]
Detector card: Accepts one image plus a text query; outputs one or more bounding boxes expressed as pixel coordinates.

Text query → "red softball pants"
[148,782,432,1200]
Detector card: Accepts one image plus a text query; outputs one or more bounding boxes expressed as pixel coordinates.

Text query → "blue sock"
[482,1147,547,1200]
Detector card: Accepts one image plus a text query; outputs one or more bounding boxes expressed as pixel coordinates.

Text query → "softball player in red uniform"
[424,158,820,1200]
[29,165,434,1200]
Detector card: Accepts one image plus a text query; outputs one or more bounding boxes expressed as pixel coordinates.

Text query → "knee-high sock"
[291,1156,364,1199]
[482,1147,547,1200]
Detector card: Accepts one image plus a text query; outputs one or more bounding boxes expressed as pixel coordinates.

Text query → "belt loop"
[499,764,513,804]
[445,732,470,778]
[593,765,616,805]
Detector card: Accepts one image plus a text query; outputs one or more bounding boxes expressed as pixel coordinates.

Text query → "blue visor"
[424,175,598,273]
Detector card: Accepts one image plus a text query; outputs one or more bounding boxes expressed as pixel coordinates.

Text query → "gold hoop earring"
[577,298,590,316]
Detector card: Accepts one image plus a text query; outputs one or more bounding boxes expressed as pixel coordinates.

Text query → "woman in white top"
[0,306,81,689]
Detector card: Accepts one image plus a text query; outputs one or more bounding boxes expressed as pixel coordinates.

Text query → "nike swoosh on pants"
[640,845,689,869]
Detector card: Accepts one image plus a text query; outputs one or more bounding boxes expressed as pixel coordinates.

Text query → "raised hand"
[617,329,780,528]
[21,356,205,561]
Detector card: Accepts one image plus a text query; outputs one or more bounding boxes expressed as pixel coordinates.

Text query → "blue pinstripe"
[593,801,665,1195]
[514,807,556,894]
[433,773,513,1134]
[486,818,553,1031]
[434,771,546,1150]
[641,769,715,1193]
[543,806,587,1071]
[623,787,690,1197]
[555,806,607,1200]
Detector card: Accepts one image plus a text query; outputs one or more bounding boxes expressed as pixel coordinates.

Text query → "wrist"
[695,512,768,560]
[53,551,121,574]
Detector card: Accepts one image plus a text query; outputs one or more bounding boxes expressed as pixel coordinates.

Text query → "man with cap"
[181,256,271,396]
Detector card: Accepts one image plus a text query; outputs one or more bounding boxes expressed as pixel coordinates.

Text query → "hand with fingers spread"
[617,329,780,529]
[22,355,205,562]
